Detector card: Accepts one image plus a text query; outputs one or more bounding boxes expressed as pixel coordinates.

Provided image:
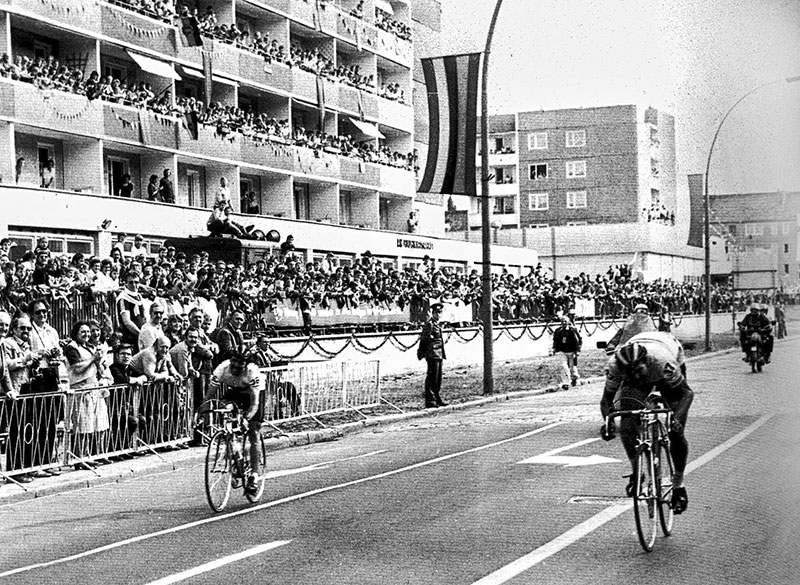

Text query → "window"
[494,137,504,153]
[566,190,587,208]
[566,221,587,227]
[650,188,660,205]
[528,132,548,150]
[565,129,586,148]
[728,224,737,235]
[650,158,659,177]
[785,264,790,274]
[565,160,586,178]
[785,243,790,254]
[771,223,779,235]
[744,223,763,237]
[783,222,791,235]
[529,223,549,229]
[529,163,548,180]
[493,196,516,214]
[528,192,549,210]
[106,156,130,197]
[186,169,202,207]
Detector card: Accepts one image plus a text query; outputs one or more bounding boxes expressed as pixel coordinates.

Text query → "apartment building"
[1,0,514,269]
[710,190,800,289]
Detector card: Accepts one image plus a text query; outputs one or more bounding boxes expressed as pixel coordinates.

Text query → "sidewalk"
[0,339,775,506]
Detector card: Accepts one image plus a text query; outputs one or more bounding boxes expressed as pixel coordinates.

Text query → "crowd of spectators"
[375,7,412,41]
[643,202,676,226]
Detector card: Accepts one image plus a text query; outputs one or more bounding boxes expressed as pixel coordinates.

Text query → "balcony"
[100,3,176,57]
[377,97,412,132]
[0,80,104,136]
[290,0,337,34]
[3,0,102,31]
[485,181,519,197]
[374,29,413,68]
[482,151,517,167]
[337,13,378,53]
[177,123,241,161]
[102,103,178,148]
[239,51,292,93]
[339,85,379,118]
[379,165,414,195]
[340,157,380,187]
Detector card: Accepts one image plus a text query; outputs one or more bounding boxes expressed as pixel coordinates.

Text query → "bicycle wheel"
[633,442,658,552]
[655,422,675,535]
[243,434,267,503]
[205,431,233,512]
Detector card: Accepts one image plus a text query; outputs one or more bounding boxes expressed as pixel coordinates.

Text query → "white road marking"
[263,450,387,479]
[0,422,566,578]
[144,541,291,585]
[517,438,621,467]
[471,413,774,585]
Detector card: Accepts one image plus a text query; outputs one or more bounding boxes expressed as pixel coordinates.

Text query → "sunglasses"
[34,309,48,315]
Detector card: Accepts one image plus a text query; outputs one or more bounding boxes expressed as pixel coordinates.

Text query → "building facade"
[456,104,676,231]
[1,0,532,272]
[710,190,800,291]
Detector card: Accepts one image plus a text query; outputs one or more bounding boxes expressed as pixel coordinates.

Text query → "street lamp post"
[703,75,800,352]
[479,0,506,394]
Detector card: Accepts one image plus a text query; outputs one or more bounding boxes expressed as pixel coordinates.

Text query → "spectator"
[27,298,62,392]
[214,310,246,364]
[551,315,582,389]
[407,210,419,233]
[138,301,165,351]
[118,173,134,198]
[280,234,296,257]
[63,320,111,467]
[213,176,232,210]
[131,234,148,257]
[40,158,55,189]
[130,336,181,382]
[147,174,161,201]
[110,344,148,386]
[243,191,260,215]
[158,168,175,204]
[2,313,40,482]
[116,271,146,346]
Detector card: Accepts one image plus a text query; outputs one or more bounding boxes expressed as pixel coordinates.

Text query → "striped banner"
[418,53,481,197]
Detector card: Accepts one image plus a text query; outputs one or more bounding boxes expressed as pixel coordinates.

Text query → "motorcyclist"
[738,305,771,362]
[759,305,774,363]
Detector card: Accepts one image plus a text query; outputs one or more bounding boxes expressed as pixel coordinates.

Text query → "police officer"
[417,302,447,408]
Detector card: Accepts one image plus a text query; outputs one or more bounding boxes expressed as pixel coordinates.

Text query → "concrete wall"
[264,312,740,376]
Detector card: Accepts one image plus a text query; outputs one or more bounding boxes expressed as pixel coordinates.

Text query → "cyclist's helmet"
[616,342,647,369]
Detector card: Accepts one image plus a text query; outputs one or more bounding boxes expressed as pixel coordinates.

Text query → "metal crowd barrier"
[1,361,380,482]
[0,380,190,483]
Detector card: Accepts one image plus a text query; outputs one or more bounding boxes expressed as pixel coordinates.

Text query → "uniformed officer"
[417,302,447,408]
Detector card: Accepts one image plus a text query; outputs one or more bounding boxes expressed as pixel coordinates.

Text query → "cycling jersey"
[208,361,265,422]
[605,331,686,393]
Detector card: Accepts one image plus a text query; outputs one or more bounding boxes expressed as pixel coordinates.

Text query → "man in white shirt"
[138,302,165,351]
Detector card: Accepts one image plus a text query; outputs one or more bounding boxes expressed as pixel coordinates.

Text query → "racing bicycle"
[204,402,267,512]
[606,391,676,552]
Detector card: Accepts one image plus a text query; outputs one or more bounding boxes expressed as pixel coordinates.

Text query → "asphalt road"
[1,338,798,585]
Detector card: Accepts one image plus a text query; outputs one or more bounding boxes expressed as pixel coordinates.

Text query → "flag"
[316,76,326,129]
[202,51,213,108]
[418,53,480,197]
[138,109,154,145]
[687,173,704,248]
[179,16,203,47]
[184,111,198,140]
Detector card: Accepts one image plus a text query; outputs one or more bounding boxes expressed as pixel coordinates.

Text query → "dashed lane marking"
[144,541,292,585]
[471,413,773,585]
[0,422,566,578]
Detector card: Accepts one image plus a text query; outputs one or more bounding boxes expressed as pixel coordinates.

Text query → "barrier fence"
[0,360,380,483]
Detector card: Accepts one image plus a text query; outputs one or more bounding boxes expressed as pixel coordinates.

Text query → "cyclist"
[600,331,693,514]
[203,350,266,494]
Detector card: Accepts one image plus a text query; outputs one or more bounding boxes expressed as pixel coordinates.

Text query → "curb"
[2,336,793,505]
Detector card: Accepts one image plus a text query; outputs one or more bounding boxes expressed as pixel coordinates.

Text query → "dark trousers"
[424,359,444,406]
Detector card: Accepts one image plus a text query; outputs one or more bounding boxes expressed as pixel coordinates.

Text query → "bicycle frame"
[606,393,675,552]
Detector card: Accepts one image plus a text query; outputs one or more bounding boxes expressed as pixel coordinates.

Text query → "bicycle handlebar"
[606,407,672,421]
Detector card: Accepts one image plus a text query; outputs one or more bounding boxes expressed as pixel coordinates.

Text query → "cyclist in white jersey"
[204,351,266,493]
[601,331,693,514]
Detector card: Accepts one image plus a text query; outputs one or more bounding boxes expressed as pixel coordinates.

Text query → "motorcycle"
[737,323,771,373]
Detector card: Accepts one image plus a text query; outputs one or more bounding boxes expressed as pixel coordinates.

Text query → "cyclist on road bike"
[600,331,693,514]
[203,351,266,494]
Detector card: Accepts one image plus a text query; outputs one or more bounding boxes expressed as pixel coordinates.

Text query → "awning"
[375,0,394,14]
[212,74,238,87]
[178,65,204,80]
[350,118,386,139]
[126,50,182,80]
